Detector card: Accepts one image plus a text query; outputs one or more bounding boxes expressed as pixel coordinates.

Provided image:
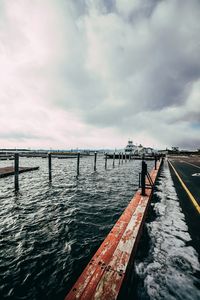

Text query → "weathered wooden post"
[48,153,52,182]
[119,152,121,165]
[129,153,131,161]
[113,153,115,167]
[77,152,80,175]
[125,153,127,162]
[14,153,19,191]
[121,153,123,164]
[105,153,107,169]
[154,155,157,170]
[94,152,97,171]
[141,160,147,196]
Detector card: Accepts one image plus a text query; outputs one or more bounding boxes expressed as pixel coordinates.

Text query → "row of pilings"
[4,152,162,192]
[11,152,136,191]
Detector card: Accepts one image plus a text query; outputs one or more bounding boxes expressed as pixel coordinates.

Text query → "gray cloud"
[0,132,47,141]
[0,0,199,149]
[58,0,200,148]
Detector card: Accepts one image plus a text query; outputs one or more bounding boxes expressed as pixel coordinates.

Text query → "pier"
[0,166,39,178]
[65,159,163,300]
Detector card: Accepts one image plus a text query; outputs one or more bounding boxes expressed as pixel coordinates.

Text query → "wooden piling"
[141,160,147,196]
[77,152,80,175]
[14,153,19,191]
[48,153,52,182]
[94,152,97,171]
[113,153,115,167]
[125,153,127,162]
[154,155,157,170]
[119,152,121,165]
[105,153,107,169]
[122,153,123,164]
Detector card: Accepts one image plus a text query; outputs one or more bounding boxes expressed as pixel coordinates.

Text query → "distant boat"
[106,140,155,160]
[125,140,137,155]
[106,140,136,159]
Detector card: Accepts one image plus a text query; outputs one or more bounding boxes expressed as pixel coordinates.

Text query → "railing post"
[48,153,52,182]
[14,153,19,191]
[94,152,97,171]
[154,155,157,170]
[77,152,80,175]
[141,160,147,196]
[113,152,115,167]
[105,153,107,169]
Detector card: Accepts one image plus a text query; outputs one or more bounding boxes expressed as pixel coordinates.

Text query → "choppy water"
[135,161,200,300]
[0,157,199,300]
[0,156,153,300]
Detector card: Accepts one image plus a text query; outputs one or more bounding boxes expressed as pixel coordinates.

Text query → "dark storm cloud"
[65,0,200,149]
[1,0,199,149]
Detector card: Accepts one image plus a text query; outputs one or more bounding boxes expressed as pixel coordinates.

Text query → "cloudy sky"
[0,0,199,150]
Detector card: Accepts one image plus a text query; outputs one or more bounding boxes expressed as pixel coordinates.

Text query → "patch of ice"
[135,161,200,300]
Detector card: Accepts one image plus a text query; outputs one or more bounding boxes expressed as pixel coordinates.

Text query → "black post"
[105,153,107,169]
[77,152,80,175]
[154,155,157,170]
[94,152,97,171]
[14,153,19,191]
[141,160,147,196]
[122,153,123,164]
[48,153,52,182]
[113,152,115,167]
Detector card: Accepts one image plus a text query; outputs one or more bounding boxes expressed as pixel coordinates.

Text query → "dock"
[106,153,155,160]
[64,159,162,300]
[0,166,39,178]
[0,157,14,161]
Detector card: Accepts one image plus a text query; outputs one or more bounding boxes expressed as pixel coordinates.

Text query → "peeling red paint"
[65,161,162,300]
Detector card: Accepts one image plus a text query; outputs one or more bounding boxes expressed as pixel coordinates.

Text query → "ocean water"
[0,157,199,299]
[0,156,152,300]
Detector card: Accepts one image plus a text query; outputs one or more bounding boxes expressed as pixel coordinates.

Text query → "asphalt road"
[169,156,200,208]
[168,155,200,255]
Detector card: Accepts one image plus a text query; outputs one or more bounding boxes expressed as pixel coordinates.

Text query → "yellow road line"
[168,160,200,214]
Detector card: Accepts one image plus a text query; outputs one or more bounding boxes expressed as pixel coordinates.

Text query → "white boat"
[125,141,155,158]
[124,140,137,155]
[106,140,155,159]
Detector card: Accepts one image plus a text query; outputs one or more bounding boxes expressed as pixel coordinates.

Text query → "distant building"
[172,147,179,152]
